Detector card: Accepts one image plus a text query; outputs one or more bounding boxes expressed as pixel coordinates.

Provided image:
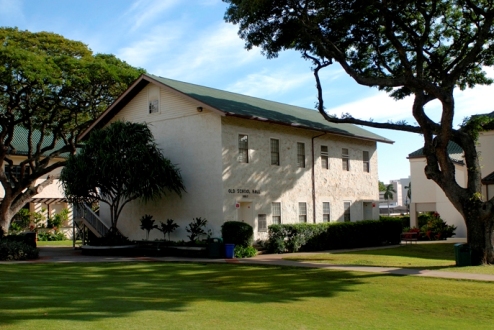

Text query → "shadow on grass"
[0,262,382,327]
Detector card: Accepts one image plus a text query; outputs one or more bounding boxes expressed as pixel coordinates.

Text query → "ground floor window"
[258,214,267,232]
[344,201,351,222]
[299,202,307,223]
[323,202,330,222]
[272,202,281,224]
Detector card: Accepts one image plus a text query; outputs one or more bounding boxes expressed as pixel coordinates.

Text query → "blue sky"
[2,0,492,183]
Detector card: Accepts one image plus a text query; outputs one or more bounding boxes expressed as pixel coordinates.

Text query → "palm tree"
[384,184,396,216]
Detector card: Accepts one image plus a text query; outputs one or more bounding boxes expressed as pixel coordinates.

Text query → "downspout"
[312,133,326,223]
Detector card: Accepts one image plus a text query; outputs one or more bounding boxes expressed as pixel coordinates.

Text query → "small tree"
[383,184,396,217]
[185,217,208,242]
[158,219,179,241]
[60,121,186,234]
[139,214,158,241]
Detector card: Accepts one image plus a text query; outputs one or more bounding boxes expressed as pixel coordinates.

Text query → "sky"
[1,0,493,183]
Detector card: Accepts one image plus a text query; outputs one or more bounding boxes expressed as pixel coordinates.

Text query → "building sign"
[228,188,261,194]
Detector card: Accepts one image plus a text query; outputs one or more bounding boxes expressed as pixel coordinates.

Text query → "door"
[238,202,254,228]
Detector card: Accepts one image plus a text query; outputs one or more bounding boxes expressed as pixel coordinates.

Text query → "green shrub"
[221,221,253,247]
[267,218,403,253]
[234,245,257,258]
[420,213,456,240]
[0,241,39,261]
[37,231,66,241]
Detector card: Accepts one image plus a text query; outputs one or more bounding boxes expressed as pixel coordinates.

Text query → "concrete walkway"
[6,245,493,282]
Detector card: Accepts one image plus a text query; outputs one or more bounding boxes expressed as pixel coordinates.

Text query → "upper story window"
[363,151,370,173]
[272,202,281,224]
[238,134,249,163]
[297,142,305,168]
[323,202,330,222]
[342,148,350,171]
[271,139,280,166]
[299,202,307,223]
[321,145,329,169]
[148,85,160,114]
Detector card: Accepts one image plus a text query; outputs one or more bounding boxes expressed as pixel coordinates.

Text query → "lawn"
[36,240,75,247]
[284,243,494,274]
[1,262,494,329]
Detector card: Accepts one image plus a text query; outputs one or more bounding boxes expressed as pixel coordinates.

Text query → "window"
[272,202,281,224]
[238,134,249,163]
[271,139,280,166]
[148,85,160,114]
[297,142,305,168]
[321,145,329,169]
[363,151,370,173]
[299,202,307,223]
[344,201,351,222]
[258,214,267,232]
[323,202,330,222]
[342,148,349,171]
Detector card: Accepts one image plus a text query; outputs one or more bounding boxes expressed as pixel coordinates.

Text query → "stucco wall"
[409,155,467,237]
[221,117,379,240]
[100,83,224,241]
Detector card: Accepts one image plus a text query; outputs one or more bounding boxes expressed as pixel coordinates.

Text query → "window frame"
[271,202,281,225]
[297,142,305,168]
[238,134,249,163]
[343,201,351,222]
[258,214,267,232]
[299,202,307,223]
[322,202,330,222]
[321,145,329,169]
[342,148,350,171]
[270,138,280,166]
[363,150,370,173]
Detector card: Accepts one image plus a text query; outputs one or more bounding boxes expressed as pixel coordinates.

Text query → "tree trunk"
[0,198,16,235]
[463,204,494,264]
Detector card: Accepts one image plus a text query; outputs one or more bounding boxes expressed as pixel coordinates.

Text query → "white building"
[83,74,393,241]
[379,177,410,214]
[408,115,494,238]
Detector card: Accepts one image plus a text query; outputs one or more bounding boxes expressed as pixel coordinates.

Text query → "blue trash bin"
[225,243,235,259]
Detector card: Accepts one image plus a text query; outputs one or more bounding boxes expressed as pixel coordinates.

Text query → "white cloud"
[152,23,260,81]
[123,0,180,32]
[327,92,415,123]
[226,69,313,99]
[116,21,186,68]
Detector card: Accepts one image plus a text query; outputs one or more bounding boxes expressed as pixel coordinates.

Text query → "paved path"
[5,246,493,282]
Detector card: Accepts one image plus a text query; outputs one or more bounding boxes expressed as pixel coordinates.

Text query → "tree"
[60,121,186,234]
[224,0,494,264]
[379,181,386,192]
[383,184,396,217]
[0,27,144,233]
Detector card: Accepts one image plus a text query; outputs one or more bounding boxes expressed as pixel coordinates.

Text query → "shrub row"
[0,241,39,261]
[267,218,403,253]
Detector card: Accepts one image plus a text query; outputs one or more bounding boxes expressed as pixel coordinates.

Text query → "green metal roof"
[8,126,68,158]
[146,74,393,144]
[408,141,464,163]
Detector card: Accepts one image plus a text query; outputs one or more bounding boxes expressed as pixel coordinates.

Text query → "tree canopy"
[224,0,494,263]
[60,121,186,233]
[0,27,144,233]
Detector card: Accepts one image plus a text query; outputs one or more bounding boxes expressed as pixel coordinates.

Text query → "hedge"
[221,221,254,247]
[267,218,403,253]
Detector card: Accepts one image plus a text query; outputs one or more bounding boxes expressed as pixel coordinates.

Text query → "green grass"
[285,243,494,274]
[1,262,493,329]
[285,244,456,268]
[36,240,75,247]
